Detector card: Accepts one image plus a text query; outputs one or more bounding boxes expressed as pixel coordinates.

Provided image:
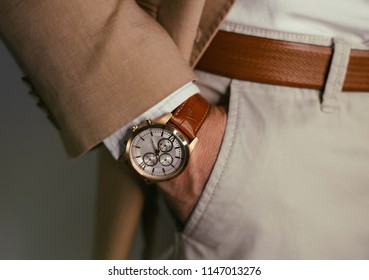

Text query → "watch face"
[126,124,190,181]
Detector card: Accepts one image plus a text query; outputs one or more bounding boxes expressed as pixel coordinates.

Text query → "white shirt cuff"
[103,82,200,159]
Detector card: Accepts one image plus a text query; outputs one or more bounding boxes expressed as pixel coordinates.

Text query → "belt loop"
[320,37,351,114]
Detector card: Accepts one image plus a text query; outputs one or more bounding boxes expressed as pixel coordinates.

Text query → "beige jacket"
[0,0,235,258]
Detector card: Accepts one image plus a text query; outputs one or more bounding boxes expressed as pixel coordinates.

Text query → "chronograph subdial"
[158,138,173,152]
[159,153,173,166]
[143,152,158,166]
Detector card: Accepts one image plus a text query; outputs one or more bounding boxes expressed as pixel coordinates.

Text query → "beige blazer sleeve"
[0,0,235,157]
[0,0,197,158]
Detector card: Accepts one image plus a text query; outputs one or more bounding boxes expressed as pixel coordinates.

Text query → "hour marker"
[175,156,180,159]
[171,164,175,169]
[135,156,141,158]
[150,131,153,136]
[162,168,166,174]
[139,162,147,169]
[134,145,141,149]
[175,146,181,150]
[140,136,145,141]
[169,135,175,142]
[152,168,155,174]
[161,131,164,137]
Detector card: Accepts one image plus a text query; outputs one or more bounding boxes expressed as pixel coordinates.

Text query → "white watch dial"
[128,124,189,181]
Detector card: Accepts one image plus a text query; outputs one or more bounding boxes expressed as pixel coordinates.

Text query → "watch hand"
[150,138,159,154]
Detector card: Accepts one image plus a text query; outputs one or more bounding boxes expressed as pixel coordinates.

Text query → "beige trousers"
[167,25,369,259]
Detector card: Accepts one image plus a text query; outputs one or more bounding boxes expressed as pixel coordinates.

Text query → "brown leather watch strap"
[170,94,210,142]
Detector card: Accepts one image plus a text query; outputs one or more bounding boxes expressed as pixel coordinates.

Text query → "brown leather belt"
[196,31,369,92]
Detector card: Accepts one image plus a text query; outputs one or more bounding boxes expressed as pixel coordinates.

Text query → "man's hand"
[158,105,227,223]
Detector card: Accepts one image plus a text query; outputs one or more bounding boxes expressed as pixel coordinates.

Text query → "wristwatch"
[123,94,210,182]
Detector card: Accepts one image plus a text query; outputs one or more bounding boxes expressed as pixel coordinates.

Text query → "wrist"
[158,105,227,222]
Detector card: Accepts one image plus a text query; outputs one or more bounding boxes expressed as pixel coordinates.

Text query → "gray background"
[0,40,98,259]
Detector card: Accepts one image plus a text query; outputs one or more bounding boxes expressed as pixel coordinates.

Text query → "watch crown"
[146,119,153,125]
[131,125,139,132]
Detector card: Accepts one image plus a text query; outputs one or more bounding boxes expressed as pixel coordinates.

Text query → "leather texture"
[197,31,369,92]
[170,94,210,142]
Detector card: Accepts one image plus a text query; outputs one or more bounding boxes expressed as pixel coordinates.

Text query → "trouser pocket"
[176,79,369,259]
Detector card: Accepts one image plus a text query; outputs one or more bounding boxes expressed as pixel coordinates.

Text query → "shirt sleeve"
[103,82,200,159]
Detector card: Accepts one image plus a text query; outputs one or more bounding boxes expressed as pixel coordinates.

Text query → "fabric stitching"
[173,100,187,117]
[222,22,333,46]
[331,43,345,96]
[332,40,350,94]
[324,43,343,106]
[322,38,351,111]
[194,103,210,133]
[221,22,369,50]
